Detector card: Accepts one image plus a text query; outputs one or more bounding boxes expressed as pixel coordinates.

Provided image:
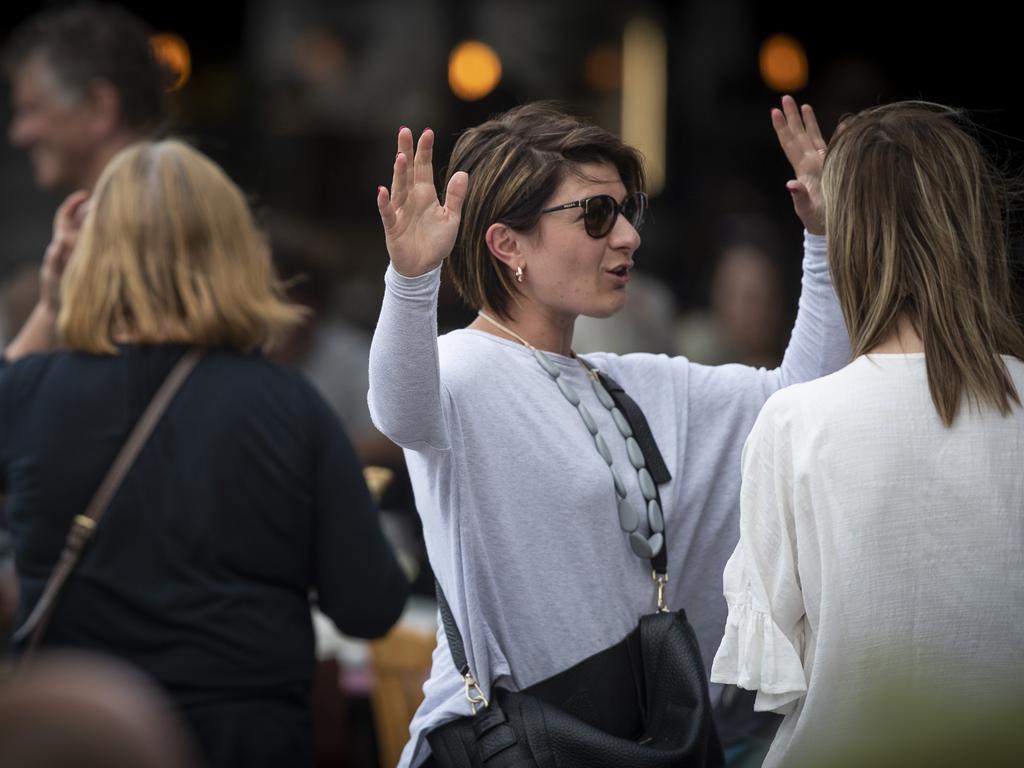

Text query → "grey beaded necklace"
[477,310,665,560]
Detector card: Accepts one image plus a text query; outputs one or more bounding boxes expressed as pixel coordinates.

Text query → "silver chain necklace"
[476,310,664,559]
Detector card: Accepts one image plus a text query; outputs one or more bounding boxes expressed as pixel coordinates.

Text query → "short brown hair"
[444,103,646,318]
[59,140,306,354]
[823,101,1024,426]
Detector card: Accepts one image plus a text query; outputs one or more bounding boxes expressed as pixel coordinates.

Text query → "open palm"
[772,95,828,236]
[376,127,469,278]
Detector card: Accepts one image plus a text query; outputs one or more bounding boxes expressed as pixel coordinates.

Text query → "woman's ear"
[485,222,523,273]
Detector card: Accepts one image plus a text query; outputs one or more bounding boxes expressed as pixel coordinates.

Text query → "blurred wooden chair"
[369,625,436,768]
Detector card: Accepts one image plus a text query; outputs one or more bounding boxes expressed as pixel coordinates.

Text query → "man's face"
[8,54,98,192]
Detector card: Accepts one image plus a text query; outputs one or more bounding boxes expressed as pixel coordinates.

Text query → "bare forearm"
[4,302,59,362]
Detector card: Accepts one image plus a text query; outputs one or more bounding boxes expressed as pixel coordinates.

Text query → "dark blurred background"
[2,4,1021,765]
[2,0,1021,340]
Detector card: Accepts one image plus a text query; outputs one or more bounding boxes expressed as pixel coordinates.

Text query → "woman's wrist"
[34,298,60,320]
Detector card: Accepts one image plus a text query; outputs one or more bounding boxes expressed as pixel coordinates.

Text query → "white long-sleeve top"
[711,353,1024,766]
[368,232,848,767]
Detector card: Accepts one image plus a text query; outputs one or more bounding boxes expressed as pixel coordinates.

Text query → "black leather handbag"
[425,368,724,768]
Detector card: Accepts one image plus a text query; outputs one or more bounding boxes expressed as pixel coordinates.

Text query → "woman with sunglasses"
[369,99,849,767]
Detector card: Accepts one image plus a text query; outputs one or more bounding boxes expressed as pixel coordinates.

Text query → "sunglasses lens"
[584,195,617,238]
[623,193,646,231]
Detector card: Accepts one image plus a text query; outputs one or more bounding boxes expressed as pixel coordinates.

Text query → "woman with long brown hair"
[711,102,1024,766]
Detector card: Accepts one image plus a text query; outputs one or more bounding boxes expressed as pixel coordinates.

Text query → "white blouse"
[711,353,1024,766]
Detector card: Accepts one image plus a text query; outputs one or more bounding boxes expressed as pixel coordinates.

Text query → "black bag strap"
[437,362,672,679]
[12,348,203,659]
[437,580,470,676]
[585,366,672,485]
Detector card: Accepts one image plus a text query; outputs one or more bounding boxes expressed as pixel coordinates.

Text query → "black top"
[0,344,408,762]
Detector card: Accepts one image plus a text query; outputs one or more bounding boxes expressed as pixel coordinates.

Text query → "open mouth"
[607,265,630,278]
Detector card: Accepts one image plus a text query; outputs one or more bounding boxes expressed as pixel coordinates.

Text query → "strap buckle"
[463,671,489,714]
[67,515,98,552]
[652,570,669,613]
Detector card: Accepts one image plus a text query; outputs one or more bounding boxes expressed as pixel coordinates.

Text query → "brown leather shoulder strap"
[13,348,203,658]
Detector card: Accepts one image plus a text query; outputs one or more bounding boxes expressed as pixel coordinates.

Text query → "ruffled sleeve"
[710,391,809,714]
[711,561,807,713]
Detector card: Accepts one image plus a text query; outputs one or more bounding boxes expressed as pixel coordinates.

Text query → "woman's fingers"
[49,190,90,258]
[414,128,435,186]
[388,126,439,213]
[773,96,828,174]
[390,129,412,209]
[377,185,397,231]
[56,189,88,214]
[398,126,414,195]
[40,194,90,309]
[72,199,91,229]
[54,190,89,233]
[775,95,817,147]
[444,171,469,220]
[64,190,90,218]
[801,104,826,151]
[397,125,414,157]
[770,108,790,148]
[772,106,803,170]
[781,94,804,132]
[771,106,788,138]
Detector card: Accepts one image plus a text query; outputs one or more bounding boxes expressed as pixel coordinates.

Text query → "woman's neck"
[868,315,924,354]
[470,304,576,356]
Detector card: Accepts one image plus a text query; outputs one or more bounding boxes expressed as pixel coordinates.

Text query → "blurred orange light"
[448,41,501,102]
[150,32,191,92]
[759,34,808,93]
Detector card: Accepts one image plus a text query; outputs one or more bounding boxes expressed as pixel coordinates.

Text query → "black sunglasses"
[540,192,648,239]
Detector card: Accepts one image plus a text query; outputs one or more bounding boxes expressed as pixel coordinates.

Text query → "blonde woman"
[711,103,1024,766]
[0,140,409,767]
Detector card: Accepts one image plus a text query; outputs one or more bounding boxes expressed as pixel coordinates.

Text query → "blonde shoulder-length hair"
[59,139,306,354]
[823,101,1024,426]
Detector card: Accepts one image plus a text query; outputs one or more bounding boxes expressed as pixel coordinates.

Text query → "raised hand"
[772,95,827,236]
[4,190,89,361]
[376,127,469,278]
[40,189,90,312]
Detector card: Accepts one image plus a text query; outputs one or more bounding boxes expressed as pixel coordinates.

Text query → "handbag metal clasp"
[652,570,669,613]
[463,671,489,713]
